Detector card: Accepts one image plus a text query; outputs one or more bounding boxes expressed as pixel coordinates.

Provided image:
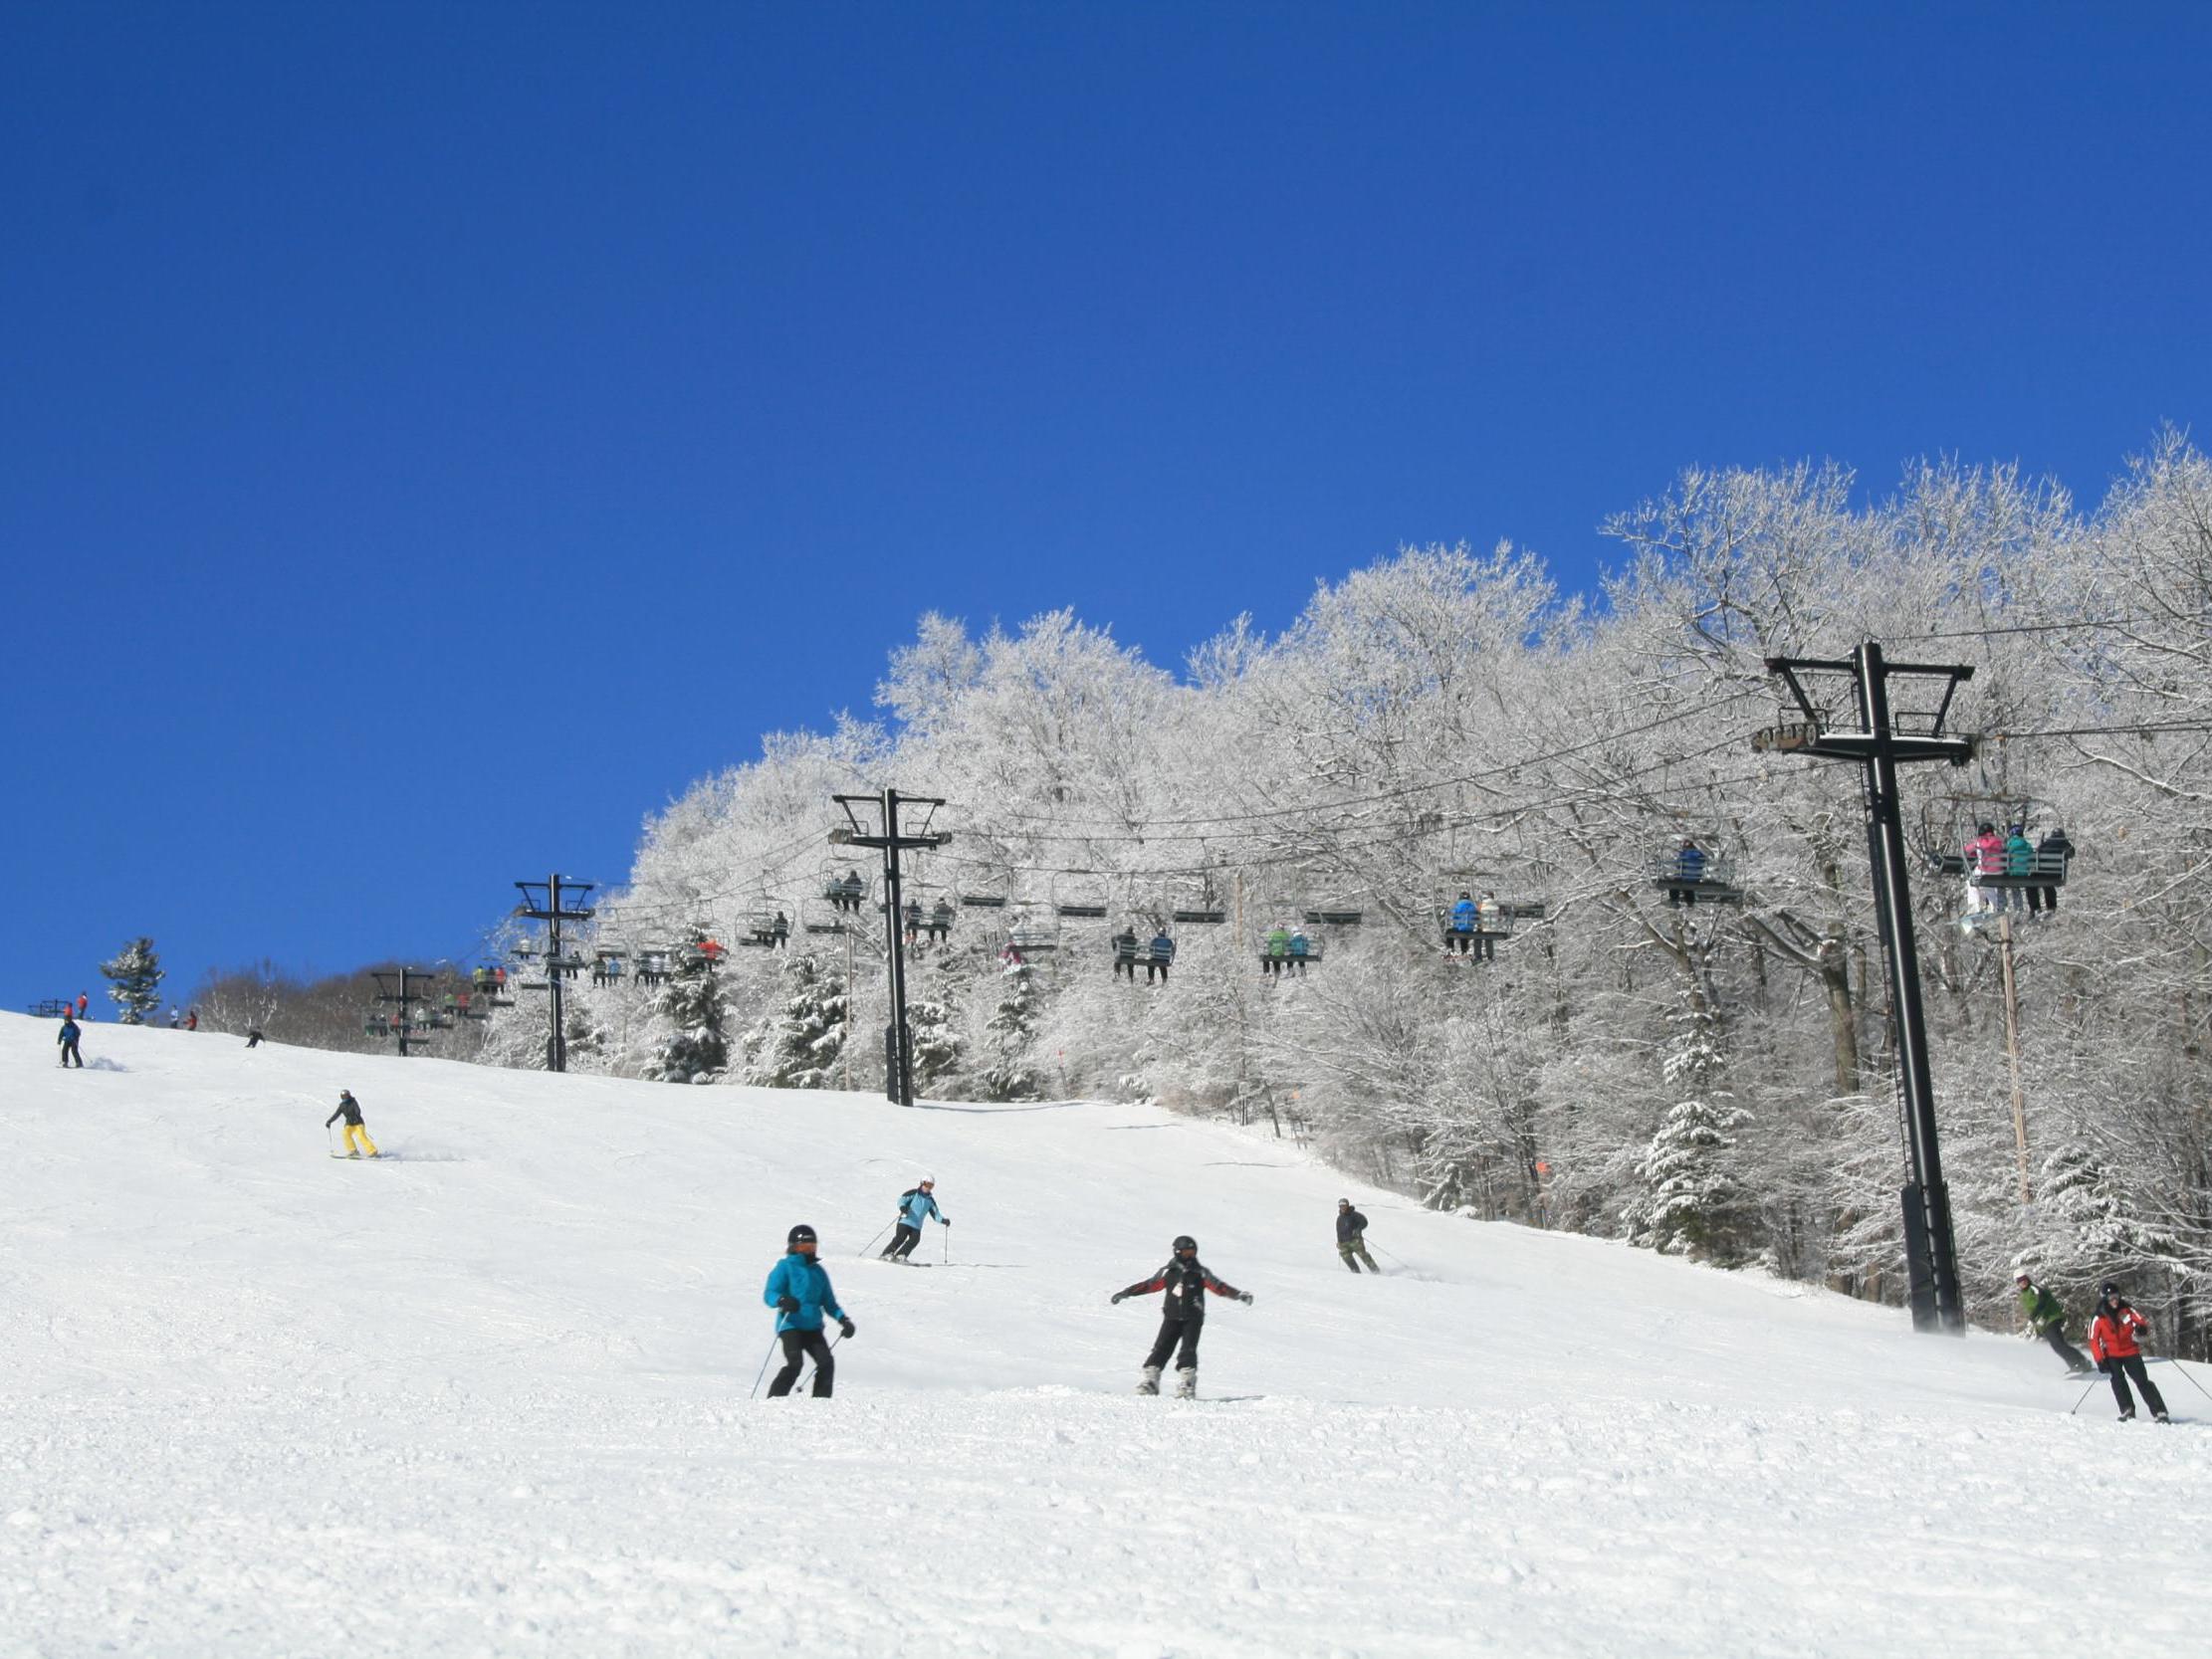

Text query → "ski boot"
[2155,1411,2171,1424]
[1136,1365,1162,1396]
[1174,1367,1198,1400]
[346,1151,361,1159]
[2118,1408,2136,1421]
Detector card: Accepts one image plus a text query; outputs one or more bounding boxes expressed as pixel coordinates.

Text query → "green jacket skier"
[2014,1271,2091,1375]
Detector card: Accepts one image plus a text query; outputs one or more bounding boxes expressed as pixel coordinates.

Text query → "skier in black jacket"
[326,1089,379,1158]
[1335,1199,1378,1273]
[1110,1235,1251,1398]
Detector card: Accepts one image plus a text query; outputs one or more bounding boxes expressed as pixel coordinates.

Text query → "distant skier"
[326,1089,380,1158]
[1336,1199,1378,1273]
[1110,1234,1252,1398]
[2087,1282,2169,1422]
[75,991,89,1018]
[246,1029,265,1049]
[184,1009,198,1032]
[57,1015,83,1069]
[880,1178,949,1262]
[2014,1270,2091,1375]
[167,1006,181,1029]
[763,1224,853,1398]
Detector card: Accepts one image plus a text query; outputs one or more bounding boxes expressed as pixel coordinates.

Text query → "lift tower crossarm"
[831,791,951,1107]
[369,966,436,1059]
[1761,643,1975,1336]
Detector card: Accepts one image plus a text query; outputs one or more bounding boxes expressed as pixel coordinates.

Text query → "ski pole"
[2152,1355,2212,1404]
[944,1223,951,1265]
[856,1221,893,1258]
[749,1335,780,1400]
[2069,1373,2102,1416]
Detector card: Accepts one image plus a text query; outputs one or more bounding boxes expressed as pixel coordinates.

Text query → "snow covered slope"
[4,1013,2208,1657]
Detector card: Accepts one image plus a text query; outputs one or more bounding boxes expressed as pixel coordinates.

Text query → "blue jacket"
[1148,934,1175,962]
[763,1252,847,1333]
[1450,899,1475,931]
[900,1188,946,1228]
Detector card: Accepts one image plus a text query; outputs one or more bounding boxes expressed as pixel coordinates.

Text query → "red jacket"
[1967,831,2006,875]
[2088,1303,2149,1361]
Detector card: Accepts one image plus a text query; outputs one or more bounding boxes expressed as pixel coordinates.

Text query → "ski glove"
[776,1296,800,1314]
[2098,1356,2113,1374]
[1238,1293,1254,1306]
[1110,1292,1126,1305]
[838,1318,856,1340]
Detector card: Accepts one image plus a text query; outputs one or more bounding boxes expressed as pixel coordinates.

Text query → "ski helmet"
[788,1224,817,1246]
[1338,1198,1352,1207]
[2101,1281,2121,1298]
[1173,1235,1197,1252]
[2014,1270,2031,1284]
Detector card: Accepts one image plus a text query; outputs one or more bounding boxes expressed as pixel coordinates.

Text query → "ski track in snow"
[4,1015,2210,1658]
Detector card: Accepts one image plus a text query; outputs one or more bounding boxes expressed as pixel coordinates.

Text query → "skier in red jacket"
[2087,1282,2169,1423]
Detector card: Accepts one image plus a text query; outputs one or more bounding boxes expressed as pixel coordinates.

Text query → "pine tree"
[646,933,731,1084]
[100,936,164,1025]
[743,952,848,1089]
[1625,1005,1754,1264]
[977,953,1046,1102]
[2038,1141,2182,1285]
[905,960,964,1095]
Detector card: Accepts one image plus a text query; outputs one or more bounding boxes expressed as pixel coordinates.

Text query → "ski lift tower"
[830,790,952,1107]
[513,874,596,1074]
[1761,643,1977,1336]
[368,967,438,1058]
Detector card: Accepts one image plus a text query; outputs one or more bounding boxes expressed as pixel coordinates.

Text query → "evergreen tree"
[100,936,164,1025]
[905,959,964,1095]
[648,933,731,1085]
[2038,1141,2183,1285]
[743,952,847,1089]
[977,953,1046,1102]
[1625,1006,1754,1264]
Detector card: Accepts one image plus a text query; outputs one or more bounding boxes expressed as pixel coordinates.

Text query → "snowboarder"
[326,1089,379,1158]
[2087,1282,2169,1422]
[880,1178,949,1261]
[763,1223,852,1398]
[246,1029,265,1048]
[2014,1270,2091,1374]
[57,1015,83,1068]
[1336,1199,1378,1273]
[1109,1235,1252,1397]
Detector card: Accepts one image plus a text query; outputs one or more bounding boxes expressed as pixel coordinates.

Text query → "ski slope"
[3,1013,2208,1657]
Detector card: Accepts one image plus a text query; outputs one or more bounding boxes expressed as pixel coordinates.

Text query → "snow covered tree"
[743,952,848,1090]
[905,959,965,1096]
[1625,1005,1754,1265]
[647,933,731,1085]
[100,936,164,1025]
[975,953,1046,1102]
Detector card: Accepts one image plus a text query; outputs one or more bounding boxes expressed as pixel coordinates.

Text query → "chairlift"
[591,948,625,986]
[1304,899,1365,927]
[1005,903,1061,953]
[633,947,674,987]
[1169,874,1229,925]
[1257,917,1324,975]
[1923,795,2076,921]
[548,949,588,980]
[742,903,793,948]
[820,866,869,915]
[1649,830,1743,907]
[509,939,541,963]
[1053,877,1109,921]
[799,897,848,936]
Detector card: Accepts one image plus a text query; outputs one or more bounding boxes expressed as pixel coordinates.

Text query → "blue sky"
[3,1,2205,1010]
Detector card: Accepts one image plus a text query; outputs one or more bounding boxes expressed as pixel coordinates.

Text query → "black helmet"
[2101,1281,2121,1298]
[788,1224,817,1245]
[1173,1235,1197,1252]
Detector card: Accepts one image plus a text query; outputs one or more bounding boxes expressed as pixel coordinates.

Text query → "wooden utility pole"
[1997,914,2031,1204]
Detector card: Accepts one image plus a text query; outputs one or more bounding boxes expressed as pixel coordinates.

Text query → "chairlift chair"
[591,949,625,986]
[1304,899,1365,927]
[1053,878,1109,921]
[633,947,674,987]
[1649,833,1743,906]
[820,866,870,916]
[549,949,588,980]
[799,897,848,936]
[1005,903,1061,953]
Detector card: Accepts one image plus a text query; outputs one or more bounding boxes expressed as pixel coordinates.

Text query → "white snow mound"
[3,1013,2205,1656]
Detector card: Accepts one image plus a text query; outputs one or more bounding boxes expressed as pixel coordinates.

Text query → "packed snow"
[4,1013,2209,1657]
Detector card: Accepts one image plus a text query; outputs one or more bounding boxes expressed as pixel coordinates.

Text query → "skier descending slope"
[326,1090,379,1158]
[763,1224,854,1399]
[1110,1235,1252,1398]
[2087,1282,2169,1423]
[879,1177,949,1263]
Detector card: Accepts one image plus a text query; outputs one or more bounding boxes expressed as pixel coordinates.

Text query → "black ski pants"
[59,1040,82,1068]
[1145,960,1167,983]
[2106,1354,2166,1417]
[768,1328,834,1397]
[2040,1327,2090,1372]
[1143,1316,1203,1371]
[1114,957,1135,979]
[883,1223,921,1260]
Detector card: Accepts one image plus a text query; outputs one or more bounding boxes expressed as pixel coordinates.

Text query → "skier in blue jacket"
[880,1178,950,1262]
[763,1224,853,1398]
